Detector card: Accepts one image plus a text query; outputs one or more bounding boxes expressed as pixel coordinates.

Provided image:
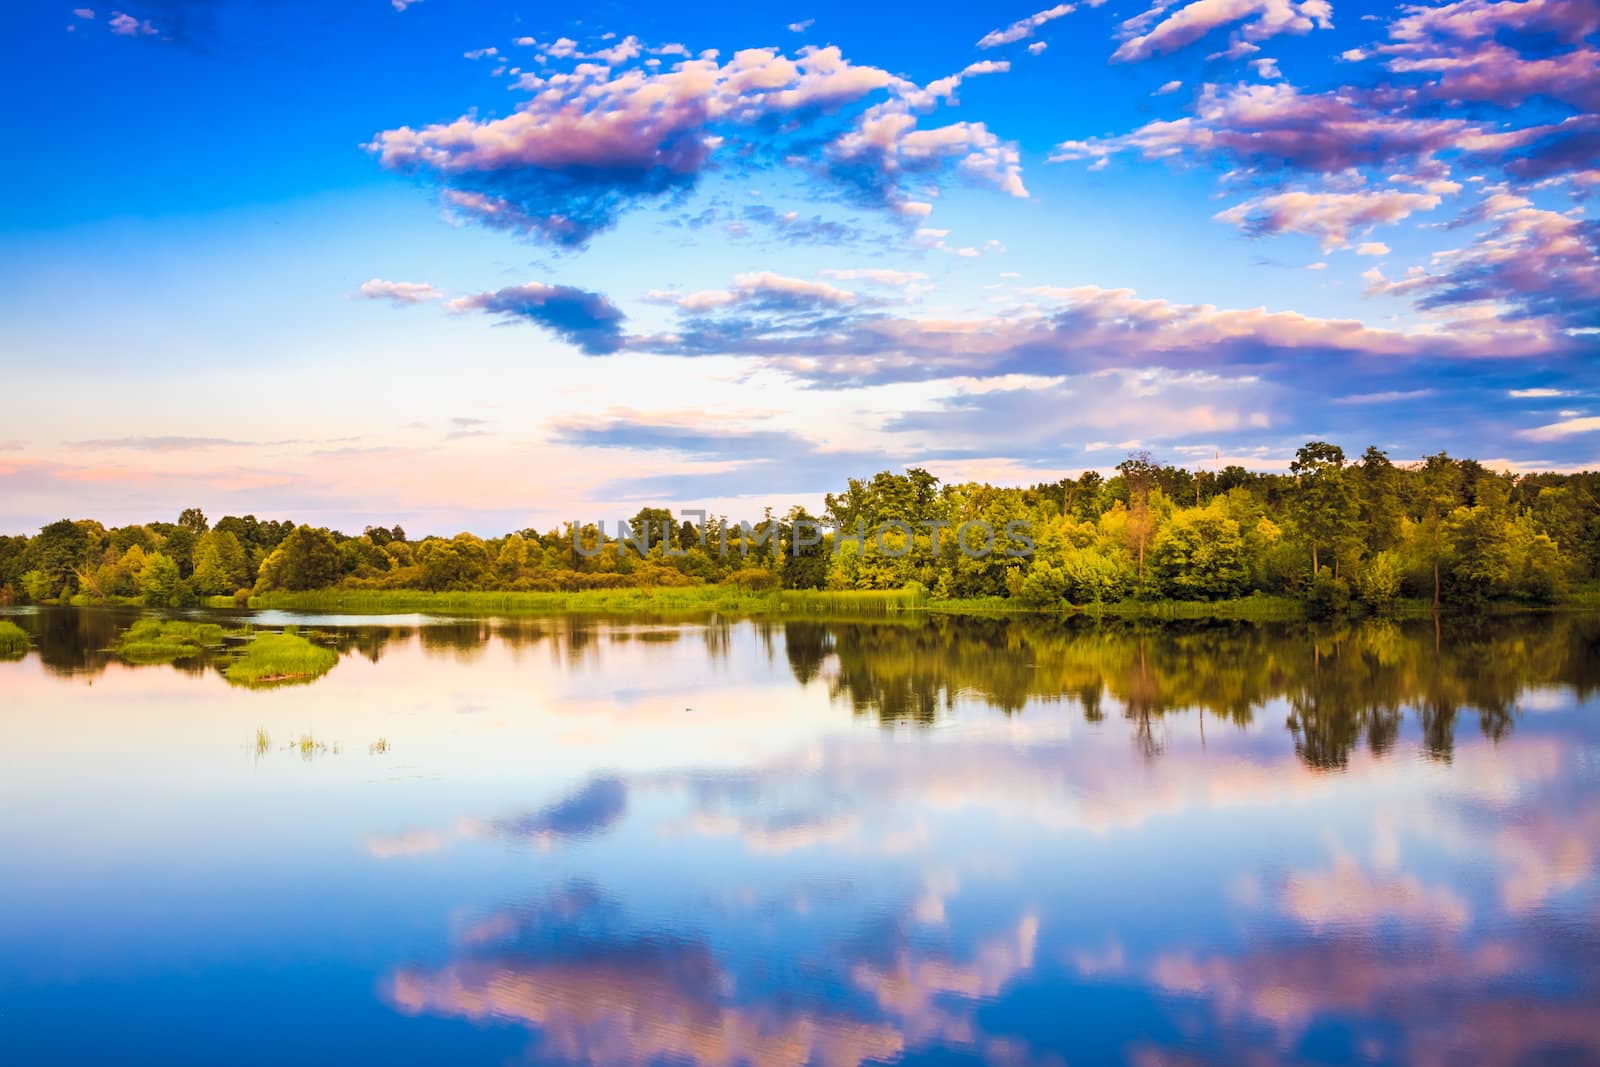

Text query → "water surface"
[2,607,1598,1066]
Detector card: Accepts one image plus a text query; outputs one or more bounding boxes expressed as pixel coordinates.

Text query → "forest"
[3,442,1597,615]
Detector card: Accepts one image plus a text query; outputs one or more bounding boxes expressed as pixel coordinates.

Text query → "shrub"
[727,567,780,591]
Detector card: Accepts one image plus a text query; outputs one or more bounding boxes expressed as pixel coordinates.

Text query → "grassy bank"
[247,586,1318,621]
[244,585,1600,622]
[0,619,29,659]
[1066,595,1307,621]
[113,618,229,663]
[224,630,338,687]
[249,586,934,617]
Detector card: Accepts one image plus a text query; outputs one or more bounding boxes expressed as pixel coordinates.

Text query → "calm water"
[2,607,1599,1066]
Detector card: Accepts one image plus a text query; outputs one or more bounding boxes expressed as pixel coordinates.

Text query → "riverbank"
[237,586,1600,621]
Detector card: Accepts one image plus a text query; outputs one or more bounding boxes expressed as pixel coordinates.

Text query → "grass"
[251,585,933,617]
[369,737,390,754]
[224,630,339,688]
[246,583,1600,624]
[1069,594,1307,621]
[113,618,229,663]
[0,619,29,659]
[254,727,271,756]
[291,733,340,759]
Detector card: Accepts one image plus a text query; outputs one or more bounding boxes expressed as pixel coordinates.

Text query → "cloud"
[546,415,901,498]
[827,104,1028,207]
[355,278,443,304]
[388,899,907,1067]
[1380,0,1600,112]
[108,10,157,36]
[977,3,1076,49]
[366,830,444,858]
[737,204,869,245]
[488,777,628,844]
[1053,82,1470,173]
[1111,0,1332,63]
[1521,415,1600,441]
[1279,856,1470,929]
[637,276,1565,389]
[1358,190,1600,329]
[1510,387,1572,398]
[1054,81,1600,194]
[65,436,257,452]
[1214,189,1442,250]
[818,268,929,287]
[1331,389,1436,404]
[1356,241,1391,256]
[638,272,873,371]
[371,44,1009,248]
[451,283,627,354]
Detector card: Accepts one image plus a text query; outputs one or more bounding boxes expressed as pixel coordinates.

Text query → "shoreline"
[16,586,1596,623]
[228,587,1598,621]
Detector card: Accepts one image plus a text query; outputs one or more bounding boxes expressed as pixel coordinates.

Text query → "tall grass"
[251,585,931,618]
[1071,595,1306,621]
[224,631,338,687]
[113,619,228,663]
[0,619,29,659]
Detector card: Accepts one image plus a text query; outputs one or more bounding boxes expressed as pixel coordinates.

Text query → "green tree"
[782,507,829,590]
[192,530,250,595]
[1151,506,1248,600]
[1289,441,1358,579]
[1116,452,1160,592]
[1416,452,1464,610]
[496,533,531,583]
[416,533,490,590]
[255,526,342,591]
[137,551,181,605]
[1356,446,1403,552]
[21,570,55,602]
[24,519,91,599]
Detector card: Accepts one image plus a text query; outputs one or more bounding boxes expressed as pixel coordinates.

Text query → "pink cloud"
[977,3,1077,49]
[107,11,155,36]
[1214,188,1443,249]
[355,278,444,305]
[1111,0,1332,63]
[372,44,1025,246]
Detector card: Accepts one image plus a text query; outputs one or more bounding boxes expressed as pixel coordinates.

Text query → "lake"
[2,607,1598,1066]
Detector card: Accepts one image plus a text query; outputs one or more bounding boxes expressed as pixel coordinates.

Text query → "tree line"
[2,442,1596,613]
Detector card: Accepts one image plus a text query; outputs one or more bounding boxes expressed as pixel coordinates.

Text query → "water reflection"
[2,607,1597,1065]
[6,608,1596,765]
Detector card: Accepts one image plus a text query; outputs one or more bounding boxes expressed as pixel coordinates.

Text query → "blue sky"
[2,0,1597,534]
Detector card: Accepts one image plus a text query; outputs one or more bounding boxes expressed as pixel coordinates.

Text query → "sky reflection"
[0,608,1596,1065]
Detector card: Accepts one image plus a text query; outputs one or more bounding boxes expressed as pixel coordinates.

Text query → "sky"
[2,0,1597,535]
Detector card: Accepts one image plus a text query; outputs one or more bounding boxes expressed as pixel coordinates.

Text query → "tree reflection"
[784,614,1600,767]
[6,607,1598,771]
